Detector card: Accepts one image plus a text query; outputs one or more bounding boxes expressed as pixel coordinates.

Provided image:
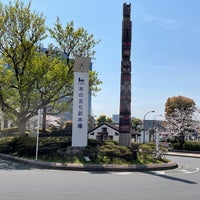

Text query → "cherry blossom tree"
[165,96,198,147]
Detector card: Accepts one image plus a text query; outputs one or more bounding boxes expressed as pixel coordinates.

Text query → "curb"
[166,152,200,159]
[0,153,178,172]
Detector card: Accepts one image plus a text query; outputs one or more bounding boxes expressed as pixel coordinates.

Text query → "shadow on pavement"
[145,171,197,184]
[0,159,38,170]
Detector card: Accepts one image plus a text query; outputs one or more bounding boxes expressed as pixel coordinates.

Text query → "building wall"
[88,124,119,141]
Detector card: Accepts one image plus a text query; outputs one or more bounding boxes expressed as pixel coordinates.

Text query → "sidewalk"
[166,151,200,158]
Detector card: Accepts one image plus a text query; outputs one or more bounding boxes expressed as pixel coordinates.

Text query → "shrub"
[138,144,153,153]
[172,141,200,151]
[83,146,98,161]
[172,143,182,150]
[103,140,118,145]
[0,136,72,157]
[131,142,141,150]
[88,139,103,147]
[1,127,19,137]
[138,144,154,162]
[97,143,133,163]
[0,137,14,145]
[40,129,71,137]
[0,137,14,153]
[11,137,36,156]
[146,142,156,149]
[183,141,200,151]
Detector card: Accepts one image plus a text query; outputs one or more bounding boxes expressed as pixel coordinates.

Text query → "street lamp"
[152,115,163,141]
[143,110,155,143]
[153,114,163,157]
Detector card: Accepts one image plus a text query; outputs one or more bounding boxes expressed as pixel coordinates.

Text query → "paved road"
[0,156,199,200]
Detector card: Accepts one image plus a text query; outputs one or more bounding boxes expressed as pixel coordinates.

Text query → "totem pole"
[119,3,132,146]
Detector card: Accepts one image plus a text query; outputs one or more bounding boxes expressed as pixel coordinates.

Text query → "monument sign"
[72,57,91,147]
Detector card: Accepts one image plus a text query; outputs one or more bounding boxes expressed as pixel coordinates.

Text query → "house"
[88,122,142,142]
[88,122,119,141]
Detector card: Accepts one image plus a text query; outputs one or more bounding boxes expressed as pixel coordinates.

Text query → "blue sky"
[3,0,200,119]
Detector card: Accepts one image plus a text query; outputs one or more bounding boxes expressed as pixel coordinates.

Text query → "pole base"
[119,133,131,147]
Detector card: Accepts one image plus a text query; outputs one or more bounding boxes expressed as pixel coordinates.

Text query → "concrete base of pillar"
[119,133,131,147]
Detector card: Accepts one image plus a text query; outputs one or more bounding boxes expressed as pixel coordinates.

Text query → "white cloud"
[142,13,179,30]
[158,18,179,30]
[143,14,156,23]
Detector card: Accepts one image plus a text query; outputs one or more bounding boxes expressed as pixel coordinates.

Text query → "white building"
[88,122,143,143]
[88,122,119,141]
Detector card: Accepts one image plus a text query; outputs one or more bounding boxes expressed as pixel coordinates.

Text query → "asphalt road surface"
[0,156,199,200]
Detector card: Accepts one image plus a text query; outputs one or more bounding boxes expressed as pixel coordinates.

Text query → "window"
[102,127,107,133]
[109,135,113,140]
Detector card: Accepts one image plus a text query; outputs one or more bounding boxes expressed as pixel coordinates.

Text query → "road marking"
[184,167,200,174]
[179,169,187,173]
[154,171,165,175]
[45,166,200,176]
[116,172,132,175]
[174,166,200,174]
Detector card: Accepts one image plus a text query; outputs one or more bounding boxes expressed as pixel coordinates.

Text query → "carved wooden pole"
[119,3,132,146]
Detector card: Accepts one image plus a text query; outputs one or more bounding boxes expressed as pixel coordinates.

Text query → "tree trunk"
[42,106,46,133]
[18,116,27,137]
[180,134,185,149]
[176,134,185,149]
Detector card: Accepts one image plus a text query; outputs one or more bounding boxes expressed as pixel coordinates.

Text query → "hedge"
[183,141,200,151]
[172,141,200,151]
[0,127,19,137]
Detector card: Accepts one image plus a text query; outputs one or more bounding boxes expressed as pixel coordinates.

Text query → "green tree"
[131,118,142,132]
[0,1,102,136]
[96,115,112,126]
[49,19,100,61]
[34,50,73,134]
[40,18,102,132]
[49,18,102,95]
[0,0,47,136]
[165,95,195,116]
